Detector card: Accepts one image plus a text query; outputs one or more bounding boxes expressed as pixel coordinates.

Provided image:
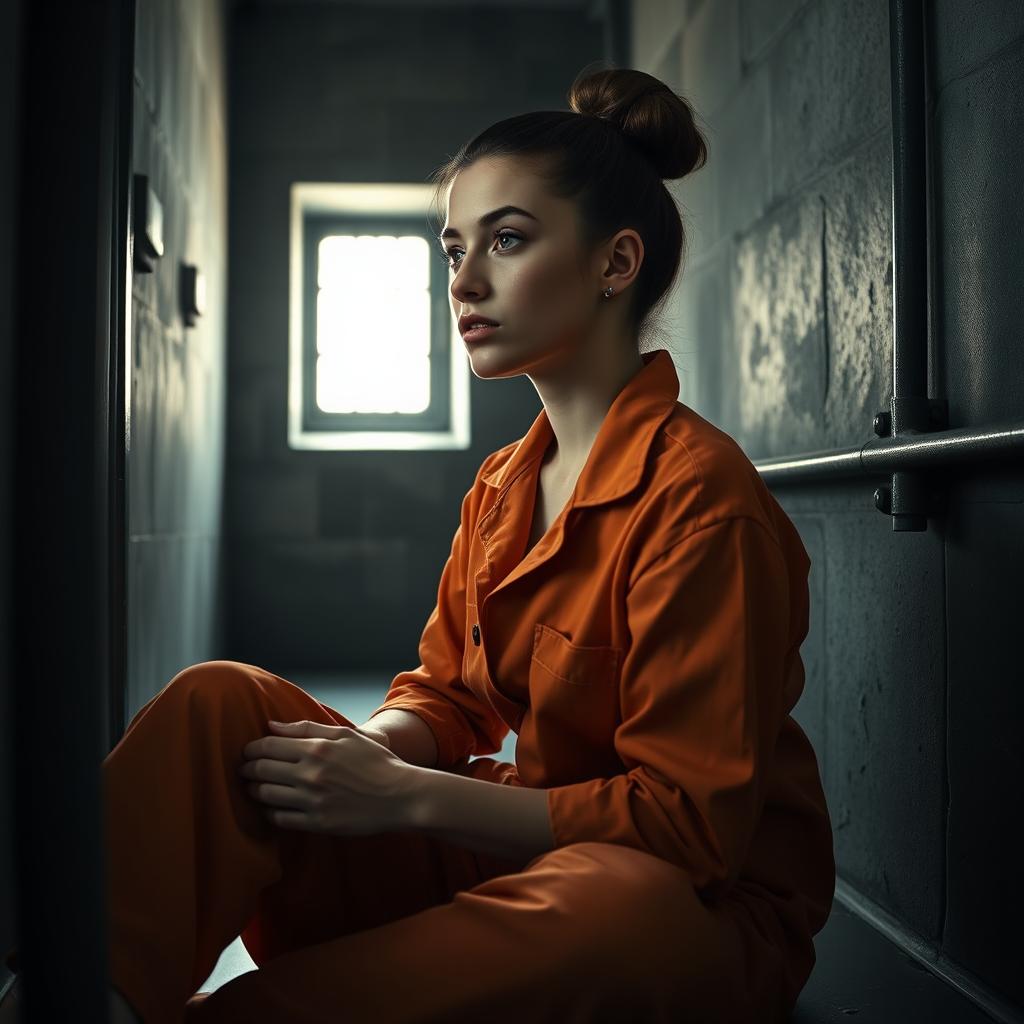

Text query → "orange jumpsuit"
[4,348,835,1023]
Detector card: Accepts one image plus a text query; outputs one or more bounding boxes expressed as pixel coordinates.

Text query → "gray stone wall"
[632,0,1024,1009]
[127,0,230,716]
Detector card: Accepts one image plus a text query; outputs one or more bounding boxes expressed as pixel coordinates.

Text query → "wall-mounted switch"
[132,173,164,273]
[180,263,206,326]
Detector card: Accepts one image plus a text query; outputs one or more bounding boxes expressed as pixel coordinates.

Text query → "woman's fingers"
[241,734,310,762]
[238,755,309,787]
[247,780,311,810]
[267,720,348,740]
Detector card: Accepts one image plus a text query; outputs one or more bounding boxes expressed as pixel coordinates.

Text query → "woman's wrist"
[357,709,440,769]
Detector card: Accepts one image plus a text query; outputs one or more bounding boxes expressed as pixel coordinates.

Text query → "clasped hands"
[238,720,420,836]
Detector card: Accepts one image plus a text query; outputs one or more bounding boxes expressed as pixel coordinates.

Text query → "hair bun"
[568,66,707,181]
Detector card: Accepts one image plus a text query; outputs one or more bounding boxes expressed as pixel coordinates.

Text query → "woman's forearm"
[358,708,439,769]
[360,709,557,863]
[404,765,556,863]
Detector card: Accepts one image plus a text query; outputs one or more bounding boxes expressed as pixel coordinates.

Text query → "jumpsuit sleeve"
[545,515,793,896]
[365,484,510,772]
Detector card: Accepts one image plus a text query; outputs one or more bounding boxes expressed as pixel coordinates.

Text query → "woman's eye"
[439,230,522,269]
[494,230,521,251]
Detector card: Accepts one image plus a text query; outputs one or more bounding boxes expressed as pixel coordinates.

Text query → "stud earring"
[603,286,614,297]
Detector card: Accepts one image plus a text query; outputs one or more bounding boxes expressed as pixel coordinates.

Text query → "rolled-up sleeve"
[366,484,509,772]
[545,515,793,896]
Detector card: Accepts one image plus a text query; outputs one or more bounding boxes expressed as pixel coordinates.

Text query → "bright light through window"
[315,234,431,413]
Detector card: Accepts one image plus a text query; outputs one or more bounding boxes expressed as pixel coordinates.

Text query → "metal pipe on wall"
[755,418,1024,485]
[878,0,938,531]
[889,0,929,408]
[749,0,1024,526]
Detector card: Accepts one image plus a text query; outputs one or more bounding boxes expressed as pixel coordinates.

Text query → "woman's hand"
[238,720,416,836]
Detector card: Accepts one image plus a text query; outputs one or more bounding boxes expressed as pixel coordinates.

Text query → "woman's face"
[440,155,603,378]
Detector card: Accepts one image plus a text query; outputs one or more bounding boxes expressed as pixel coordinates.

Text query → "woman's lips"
[463,324,500,343]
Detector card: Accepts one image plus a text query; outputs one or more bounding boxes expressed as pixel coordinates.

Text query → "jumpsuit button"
[472,623,480,646]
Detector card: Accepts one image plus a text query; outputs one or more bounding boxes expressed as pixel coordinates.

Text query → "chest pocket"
[526,622,624,777]
[530,623,622,685]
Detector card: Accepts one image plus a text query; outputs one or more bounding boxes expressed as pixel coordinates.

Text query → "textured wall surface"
[632,0,1023,1011]
[928,0,1024,1002]
[127,0,230,717]
[225,4,607,672]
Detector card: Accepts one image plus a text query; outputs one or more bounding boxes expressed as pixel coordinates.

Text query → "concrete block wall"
[632,0,1024,1011]
[127,0,230,717]
[225,3,608,672]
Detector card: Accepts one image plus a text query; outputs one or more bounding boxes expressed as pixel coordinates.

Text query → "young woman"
[2,65,835,1023]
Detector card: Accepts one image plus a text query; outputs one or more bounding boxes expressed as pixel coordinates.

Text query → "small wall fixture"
[132,173,164,273]
[180,263,206,327]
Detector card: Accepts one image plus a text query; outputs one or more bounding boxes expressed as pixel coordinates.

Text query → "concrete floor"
[195,673,994,1021]
[790,900,995,1022]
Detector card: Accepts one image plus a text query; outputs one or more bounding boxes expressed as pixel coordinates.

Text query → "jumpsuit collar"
[479,348,681,508]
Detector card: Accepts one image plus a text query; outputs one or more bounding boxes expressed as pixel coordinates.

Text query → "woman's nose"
[451,273,488,304]
[449,257,491,304]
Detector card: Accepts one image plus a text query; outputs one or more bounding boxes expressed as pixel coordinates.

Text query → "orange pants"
[4,660,797,1023]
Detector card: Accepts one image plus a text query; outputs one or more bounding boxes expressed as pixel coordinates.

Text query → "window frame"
[288,182,470,452]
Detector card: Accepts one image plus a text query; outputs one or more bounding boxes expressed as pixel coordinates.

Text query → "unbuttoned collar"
[479,348,681,507]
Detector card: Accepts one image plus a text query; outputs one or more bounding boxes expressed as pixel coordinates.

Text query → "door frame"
[10,0,135,1016]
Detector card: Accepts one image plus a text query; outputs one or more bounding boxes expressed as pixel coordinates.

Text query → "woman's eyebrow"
[439,205,539,241]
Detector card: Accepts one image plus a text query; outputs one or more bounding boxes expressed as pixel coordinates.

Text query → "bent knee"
[167,660,260,702]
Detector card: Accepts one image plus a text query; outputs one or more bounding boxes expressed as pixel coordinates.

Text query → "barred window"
[288,183,469,451]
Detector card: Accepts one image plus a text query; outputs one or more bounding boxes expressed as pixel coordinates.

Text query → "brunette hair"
[428,62,709,349]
